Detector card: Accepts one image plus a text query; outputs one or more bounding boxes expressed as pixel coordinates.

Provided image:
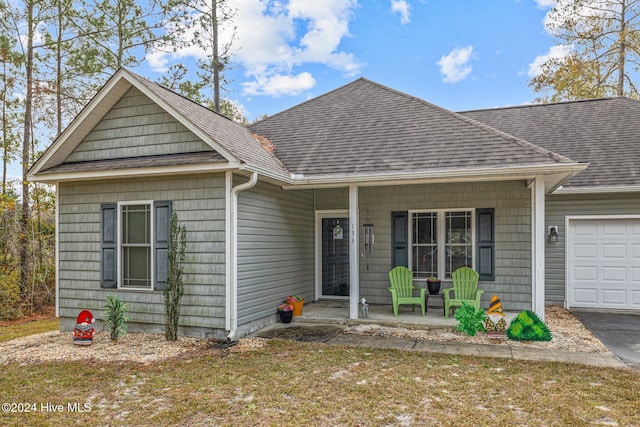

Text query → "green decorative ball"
[507,310,552,341]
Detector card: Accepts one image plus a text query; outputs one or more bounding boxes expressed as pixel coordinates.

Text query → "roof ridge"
[252,77,371,124]
[459,96,638,114]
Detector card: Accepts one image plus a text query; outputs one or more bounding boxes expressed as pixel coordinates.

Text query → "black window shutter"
[154,201,172,291]
[391,211,408,268]
[476,208,495,281]
[100,203,117,288]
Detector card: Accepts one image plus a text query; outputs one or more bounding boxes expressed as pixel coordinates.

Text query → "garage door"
[567,218,640,310]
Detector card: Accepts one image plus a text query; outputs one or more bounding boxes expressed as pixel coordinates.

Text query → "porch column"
[349,184,360,319]
[531,176,546,321]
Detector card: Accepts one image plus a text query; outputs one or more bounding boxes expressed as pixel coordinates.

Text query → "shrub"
[103,295,129,341]
[454,301,486,336]
[0,271,22,320]
[507,310,552,341]
[164,213,187,342]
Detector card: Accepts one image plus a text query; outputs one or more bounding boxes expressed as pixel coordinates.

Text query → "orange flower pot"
[292,299,304,316]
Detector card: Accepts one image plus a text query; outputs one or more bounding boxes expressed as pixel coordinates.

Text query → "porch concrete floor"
[294,300,517,330]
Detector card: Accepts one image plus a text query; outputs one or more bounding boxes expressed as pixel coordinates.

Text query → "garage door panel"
[573,288,597,305]
[602,222,626,236]
[602,267,627,282]
[602,244,627,258]
[602,290,627,305]
[574,266,597,280]
[573,222,598,236]
[573,244,597,259]
[568,218,640,310]
[633,291,640,305]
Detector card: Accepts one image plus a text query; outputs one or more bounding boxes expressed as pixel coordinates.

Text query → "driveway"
[573,310,640,370]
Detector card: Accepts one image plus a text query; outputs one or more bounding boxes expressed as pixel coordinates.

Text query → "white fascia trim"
[28,162,240,183]
[238,163,293,185]
[282,163,587,190]
[553,185,640,194]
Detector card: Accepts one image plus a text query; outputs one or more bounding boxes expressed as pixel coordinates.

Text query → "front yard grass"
[0,311,59,342]
[1,337,639,426]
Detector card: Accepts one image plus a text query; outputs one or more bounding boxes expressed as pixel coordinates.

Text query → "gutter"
[225,171,258,342]
[282,163,588,190]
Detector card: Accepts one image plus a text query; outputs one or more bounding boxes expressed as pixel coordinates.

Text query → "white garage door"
[567,218,640,310]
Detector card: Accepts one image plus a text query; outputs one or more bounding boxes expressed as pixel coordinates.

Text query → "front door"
[320,216,350,298]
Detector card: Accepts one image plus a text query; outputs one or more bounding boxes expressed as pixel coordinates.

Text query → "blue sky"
[144,0,560,121]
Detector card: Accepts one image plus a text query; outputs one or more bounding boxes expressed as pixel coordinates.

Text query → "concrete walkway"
[254,319,629,370]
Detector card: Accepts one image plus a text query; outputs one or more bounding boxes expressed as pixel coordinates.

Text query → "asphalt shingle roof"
[461,97,640,189]
[248,78,575,178]
[130,73,290,181]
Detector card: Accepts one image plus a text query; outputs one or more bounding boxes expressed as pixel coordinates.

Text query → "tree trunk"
[56,0,63,134]
[20,1,34,302]
[212,0,220,113]
[617,0,627,96]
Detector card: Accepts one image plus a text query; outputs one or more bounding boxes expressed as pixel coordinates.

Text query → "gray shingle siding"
[316,181,533,311]
[58,174,227,337]
[65,87,213,162]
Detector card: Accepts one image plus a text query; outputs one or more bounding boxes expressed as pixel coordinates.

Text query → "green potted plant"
[426,276,441,295]
[277,303,294,323]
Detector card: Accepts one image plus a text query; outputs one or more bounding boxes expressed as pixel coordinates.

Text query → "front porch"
[292,300,517,330]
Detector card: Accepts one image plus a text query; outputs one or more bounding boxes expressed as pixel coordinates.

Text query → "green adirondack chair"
[442,266,484,318]
[388,266,426,317]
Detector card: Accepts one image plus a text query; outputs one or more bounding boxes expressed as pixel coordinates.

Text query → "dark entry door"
[321,217,350,297]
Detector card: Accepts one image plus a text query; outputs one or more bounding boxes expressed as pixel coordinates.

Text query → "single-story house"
[28,68,640,339]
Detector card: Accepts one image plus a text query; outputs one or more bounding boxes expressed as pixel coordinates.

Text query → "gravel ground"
[0,306,610,365]
[345,306,611,354]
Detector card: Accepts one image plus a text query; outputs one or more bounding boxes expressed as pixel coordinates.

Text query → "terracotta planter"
[292,299,304,316]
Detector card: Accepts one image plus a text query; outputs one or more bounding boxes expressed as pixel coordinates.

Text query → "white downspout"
[226,171,258,341]
[55,184,60,318]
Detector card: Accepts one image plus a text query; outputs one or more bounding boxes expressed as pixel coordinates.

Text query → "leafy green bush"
[507,310,552,341]
[103,295,129,341]
[164,213,187,342]
[0,271,23,320]
[454,301,486,336]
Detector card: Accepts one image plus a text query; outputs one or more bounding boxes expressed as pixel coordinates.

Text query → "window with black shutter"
[476,208,495,281]
[100,200,172,290]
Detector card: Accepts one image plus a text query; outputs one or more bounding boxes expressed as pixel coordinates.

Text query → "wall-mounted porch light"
[548,225,559,243]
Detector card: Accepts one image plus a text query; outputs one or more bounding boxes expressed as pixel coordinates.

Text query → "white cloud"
[436,46,474,83]
[391,0,411,25]
[149,0,361,98]
[242,72,316,97]
[534,0,556,8]
[527,44,573,77]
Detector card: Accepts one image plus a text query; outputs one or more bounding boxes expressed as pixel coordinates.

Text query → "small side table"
[425,292,445,316]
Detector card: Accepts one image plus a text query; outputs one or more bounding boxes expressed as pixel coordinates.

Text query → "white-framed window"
[409,209,475,279]
[118,201,154,290]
